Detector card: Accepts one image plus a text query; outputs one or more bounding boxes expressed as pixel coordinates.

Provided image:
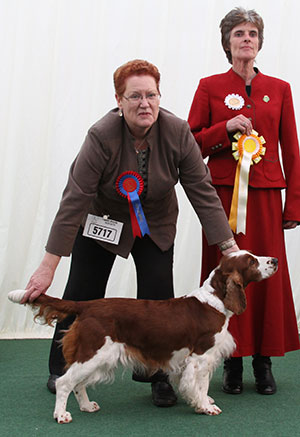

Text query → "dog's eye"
[249,257,256,266]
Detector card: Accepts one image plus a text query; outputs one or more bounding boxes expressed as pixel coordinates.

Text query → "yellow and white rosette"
[229,130,266,234]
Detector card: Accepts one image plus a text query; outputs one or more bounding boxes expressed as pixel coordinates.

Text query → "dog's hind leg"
[178,355,222,416]
[53,337,124,423]
[73,384,100,413]
[53,374,74,424]
[53,359,103,423]
[53,363,101,423]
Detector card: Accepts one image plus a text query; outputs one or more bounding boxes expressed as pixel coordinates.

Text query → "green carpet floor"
[0,339,299,437]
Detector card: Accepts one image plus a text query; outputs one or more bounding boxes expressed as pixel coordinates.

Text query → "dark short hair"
[113,59,160,97]
[220,7,264,64]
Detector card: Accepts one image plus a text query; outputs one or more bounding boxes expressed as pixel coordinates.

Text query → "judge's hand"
[226,115,253,136]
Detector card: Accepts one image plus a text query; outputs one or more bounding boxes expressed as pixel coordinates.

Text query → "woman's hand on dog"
[21,252,61,304]
[221,243,240,256]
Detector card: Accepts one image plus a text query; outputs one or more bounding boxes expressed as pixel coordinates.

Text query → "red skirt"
[201,186,300,357]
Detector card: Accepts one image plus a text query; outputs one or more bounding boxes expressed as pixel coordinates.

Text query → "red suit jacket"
[188,68,300,222]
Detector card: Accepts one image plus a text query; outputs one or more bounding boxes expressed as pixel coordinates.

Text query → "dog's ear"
[223,272,247,315]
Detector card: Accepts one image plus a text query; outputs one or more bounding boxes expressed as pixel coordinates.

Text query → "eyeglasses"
[122,92,161,103]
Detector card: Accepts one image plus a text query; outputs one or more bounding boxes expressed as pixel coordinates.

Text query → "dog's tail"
[8,289,82,326]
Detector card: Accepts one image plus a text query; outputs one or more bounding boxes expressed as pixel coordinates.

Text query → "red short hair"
[113,59,160,97]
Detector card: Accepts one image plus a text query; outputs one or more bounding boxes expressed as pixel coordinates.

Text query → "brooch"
[224,93,245,110]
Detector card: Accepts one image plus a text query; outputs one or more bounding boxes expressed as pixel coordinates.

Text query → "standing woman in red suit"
[188,7,300,396]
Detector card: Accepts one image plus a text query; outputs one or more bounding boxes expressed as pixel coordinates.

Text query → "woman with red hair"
[22,59,237,407]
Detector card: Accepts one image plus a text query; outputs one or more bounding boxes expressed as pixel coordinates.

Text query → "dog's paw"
[54,410,73,424]
[8,289,26,304]
[195,403,222,416]
[80,401,100,413]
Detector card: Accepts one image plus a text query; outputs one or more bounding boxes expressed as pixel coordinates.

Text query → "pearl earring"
[119,109,123,117]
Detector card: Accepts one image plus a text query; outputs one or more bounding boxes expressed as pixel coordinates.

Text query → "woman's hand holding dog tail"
[20,252,61,304]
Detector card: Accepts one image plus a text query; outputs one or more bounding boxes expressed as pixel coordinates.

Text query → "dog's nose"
[270,258,278,267]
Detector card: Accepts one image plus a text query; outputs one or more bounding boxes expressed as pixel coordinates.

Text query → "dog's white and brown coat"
[8,251,278,423]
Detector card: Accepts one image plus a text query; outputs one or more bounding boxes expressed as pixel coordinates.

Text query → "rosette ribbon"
[229,130,266,234]
[116,171,150,238]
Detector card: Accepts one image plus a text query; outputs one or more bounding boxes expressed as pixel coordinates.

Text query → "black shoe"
[151,381,177,407]
[252,354,276,395]
[47,374,59,394]
[222,357,243,394]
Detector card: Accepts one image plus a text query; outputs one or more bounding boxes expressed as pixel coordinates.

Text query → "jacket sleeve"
[178,122,233,245]
[279,83,300,222]
[45,127,109,256]
[188,78,231,158]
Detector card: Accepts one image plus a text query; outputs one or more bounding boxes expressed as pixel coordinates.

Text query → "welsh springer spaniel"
[8,251,277,423]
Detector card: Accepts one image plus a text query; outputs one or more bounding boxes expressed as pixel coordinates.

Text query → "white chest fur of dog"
[8,251,278,423]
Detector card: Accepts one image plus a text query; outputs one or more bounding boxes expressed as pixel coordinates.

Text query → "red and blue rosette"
[116,171,150,238]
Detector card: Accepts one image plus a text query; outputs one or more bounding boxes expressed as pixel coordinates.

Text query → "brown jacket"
[46,108,233,258]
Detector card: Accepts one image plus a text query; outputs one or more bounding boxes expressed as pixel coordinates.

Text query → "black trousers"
[48,228,174,381]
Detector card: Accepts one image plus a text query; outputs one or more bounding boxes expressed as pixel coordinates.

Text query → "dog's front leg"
[194,371,222,416]
[74,384,100,413]
[179,356,222,416]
